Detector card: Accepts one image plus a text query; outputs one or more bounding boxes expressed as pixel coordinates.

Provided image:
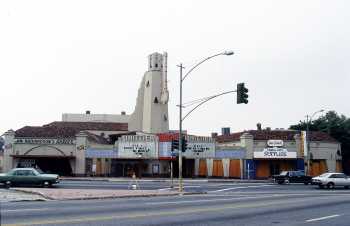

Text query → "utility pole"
[305,109,324,176]
[306,115,311,176]
[178,63,184,192]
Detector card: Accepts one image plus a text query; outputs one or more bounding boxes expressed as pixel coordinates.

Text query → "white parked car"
[312,173,350,189]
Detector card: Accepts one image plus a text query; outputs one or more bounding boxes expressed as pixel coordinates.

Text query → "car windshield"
[6,169,16,175]
[34,168,44,174]
[318,173,331,177]
[280,171,288,176]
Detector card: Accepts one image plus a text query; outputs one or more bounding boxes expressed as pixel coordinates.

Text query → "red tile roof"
[15,121,128,138]
[85,132,110,144]
[216,130,338,143]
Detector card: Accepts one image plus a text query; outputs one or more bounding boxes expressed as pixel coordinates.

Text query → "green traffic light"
[237,83,249,104]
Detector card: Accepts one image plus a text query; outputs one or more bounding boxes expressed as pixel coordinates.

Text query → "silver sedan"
[312,173,350,189]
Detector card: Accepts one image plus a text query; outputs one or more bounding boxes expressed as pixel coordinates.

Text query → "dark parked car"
[273,171,312,185]
[0,168,59,188]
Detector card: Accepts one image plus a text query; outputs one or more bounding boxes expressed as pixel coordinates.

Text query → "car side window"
[28,171,36,176]
[337,174,346,178]
[14,170,26,176]
[299,172,304,176]
[329,174,337,178]
[23,170,35,176]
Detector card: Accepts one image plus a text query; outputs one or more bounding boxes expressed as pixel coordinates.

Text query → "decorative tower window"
[154,97,159,103]
[146,81,150,87]
[163,114,168,121]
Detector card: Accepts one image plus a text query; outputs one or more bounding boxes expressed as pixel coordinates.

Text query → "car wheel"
[5,181,11,189]
[318,185,324,189]
[277,181,284,185]
[42,181,51,188]
[304,182,309,185]
[327,182,335,189]
[285,179,290,184]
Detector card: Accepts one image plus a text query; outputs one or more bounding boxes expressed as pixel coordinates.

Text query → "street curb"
[61,177,272,183]
[10,188,51,200]
[61,178,110,182]
[208,180,273,183]
[11,188,205,201]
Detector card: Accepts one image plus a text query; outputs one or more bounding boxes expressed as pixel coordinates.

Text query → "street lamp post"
[305,109,324,175]
[177,51,234,192]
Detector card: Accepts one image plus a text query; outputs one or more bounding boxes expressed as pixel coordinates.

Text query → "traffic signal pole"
[177,51,234,193]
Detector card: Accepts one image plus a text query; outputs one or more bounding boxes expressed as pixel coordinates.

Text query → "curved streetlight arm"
[305,109,324,176]
[306,109,324,123]
[182,51,233,81]
[182,90,236,121]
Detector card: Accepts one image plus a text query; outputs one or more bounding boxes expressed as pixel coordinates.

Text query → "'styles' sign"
[254,147,296,159]
[14,138,75,145]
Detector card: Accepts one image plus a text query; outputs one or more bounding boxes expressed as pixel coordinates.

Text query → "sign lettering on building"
[267,140,284,147]
[119,142,157,158]
[14,138,75,145]
[183,143,215,159]
[254,147,296,159]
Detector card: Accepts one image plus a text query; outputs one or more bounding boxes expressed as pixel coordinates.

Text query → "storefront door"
[269,162,280,176]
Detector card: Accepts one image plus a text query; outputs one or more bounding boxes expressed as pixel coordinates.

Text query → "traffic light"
[171,139,179,151]
[237,83,248,104]
[181,138,188,152]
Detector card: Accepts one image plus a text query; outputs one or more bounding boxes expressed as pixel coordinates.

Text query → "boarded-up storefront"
[198,159,207,177]
[229,159,241,178]
[336,160,342,173]
[212,160,224,177]
[310,160,328,176]
[256,161,270,178]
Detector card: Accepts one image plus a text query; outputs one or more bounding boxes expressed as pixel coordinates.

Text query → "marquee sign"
[254,147,296,159]
[118,141,158,158]
[183,143,215,159]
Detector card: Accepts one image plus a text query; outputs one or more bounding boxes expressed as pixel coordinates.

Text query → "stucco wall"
[62,113,130,123]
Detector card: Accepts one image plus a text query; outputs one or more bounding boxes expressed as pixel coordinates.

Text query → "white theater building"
[2,52,216,177]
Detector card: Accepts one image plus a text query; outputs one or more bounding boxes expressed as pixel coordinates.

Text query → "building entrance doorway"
[17,157,73,176]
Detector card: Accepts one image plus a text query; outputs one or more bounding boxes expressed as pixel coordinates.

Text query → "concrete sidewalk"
[61,176,271,183]
[0,188,46,202]
[13,188,183,201]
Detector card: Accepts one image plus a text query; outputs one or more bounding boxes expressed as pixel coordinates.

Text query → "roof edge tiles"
[15,121,128,139]
[216,130,338,143]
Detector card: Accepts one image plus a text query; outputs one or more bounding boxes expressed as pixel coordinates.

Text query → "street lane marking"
[2,208,48,213]
[209,184,274,192]
[306,214,340,222]
[146,195,287,205]
[158,185,201,191]
[158,188,172,191]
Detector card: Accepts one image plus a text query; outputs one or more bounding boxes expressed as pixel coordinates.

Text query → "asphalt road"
[55,180,292,193]
[2,183,350,226]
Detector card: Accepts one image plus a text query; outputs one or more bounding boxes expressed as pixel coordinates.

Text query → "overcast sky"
[1,0,349,136]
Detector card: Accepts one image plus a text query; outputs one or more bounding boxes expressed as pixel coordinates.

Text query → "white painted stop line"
[306,214,340,222]
[209,184,274,193]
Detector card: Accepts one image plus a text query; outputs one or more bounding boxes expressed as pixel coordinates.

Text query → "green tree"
[290,111,350,173]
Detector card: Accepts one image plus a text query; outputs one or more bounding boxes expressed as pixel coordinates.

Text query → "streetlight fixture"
[305,109,325,175]
[177,50,234,192]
